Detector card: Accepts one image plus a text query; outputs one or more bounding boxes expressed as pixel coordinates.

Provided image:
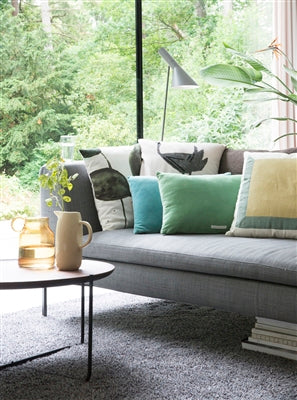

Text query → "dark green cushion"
[157,172,242,234]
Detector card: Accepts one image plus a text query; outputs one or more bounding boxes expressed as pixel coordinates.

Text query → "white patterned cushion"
[80,146,134,231]
[139,139,225,176]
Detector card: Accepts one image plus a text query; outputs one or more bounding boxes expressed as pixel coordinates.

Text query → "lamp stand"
[161,66,171,141]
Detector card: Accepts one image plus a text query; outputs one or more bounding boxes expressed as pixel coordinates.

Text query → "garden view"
[0,0,272,219]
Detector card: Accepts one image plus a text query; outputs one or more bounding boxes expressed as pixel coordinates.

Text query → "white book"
[248,336,297,352]
[242,340,297,361]
[256,317,297,332]
[255,322,297,337]
[251,333,297,348]
[252,328,297,345]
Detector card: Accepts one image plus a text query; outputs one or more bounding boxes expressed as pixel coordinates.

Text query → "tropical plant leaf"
[244,88,277,94]
[292,78,297,91]
[284,66,297,91]
[201,43,296,142]
[223,43,271,74]
[244,97,283,103]
[274,132,297,142]
[200,64,262,88]
[287,93,297,105]
[244,88,296,104]
[252,116,297,129]
[244,88,295,103]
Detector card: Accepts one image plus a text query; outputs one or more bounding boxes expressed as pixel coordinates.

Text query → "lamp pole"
[159,48,198,141]
[161,66,170,141]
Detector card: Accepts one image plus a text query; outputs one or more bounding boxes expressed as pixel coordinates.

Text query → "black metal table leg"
[86,280,93,381]
[81,283,85,344]
[41,282,92,381]
[1,260,114,381]
[42,287,47,316]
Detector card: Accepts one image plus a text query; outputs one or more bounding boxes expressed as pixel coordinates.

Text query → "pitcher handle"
[11,216,25,232]
[79,221,93,249]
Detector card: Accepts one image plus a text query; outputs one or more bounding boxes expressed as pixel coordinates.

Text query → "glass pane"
[142,0,273,149]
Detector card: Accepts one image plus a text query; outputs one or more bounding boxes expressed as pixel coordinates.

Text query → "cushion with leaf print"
[80,145,140,230]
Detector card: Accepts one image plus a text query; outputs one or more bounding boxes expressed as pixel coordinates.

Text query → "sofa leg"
[242,317,297,360]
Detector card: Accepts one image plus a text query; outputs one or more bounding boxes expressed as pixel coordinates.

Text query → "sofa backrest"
[132,143,297,175]
[40,145,297,234]
[219,147,297,174]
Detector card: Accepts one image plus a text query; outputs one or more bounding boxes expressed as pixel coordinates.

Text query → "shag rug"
[1,290,297,400]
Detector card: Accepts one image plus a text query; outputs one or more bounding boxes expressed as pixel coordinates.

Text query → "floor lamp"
[159,48,198,141]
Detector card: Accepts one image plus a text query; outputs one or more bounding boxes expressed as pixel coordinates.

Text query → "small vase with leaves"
[39,158,93,271]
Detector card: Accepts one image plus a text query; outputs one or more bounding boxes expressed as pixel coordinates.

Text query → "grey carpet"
[1,290,297,400]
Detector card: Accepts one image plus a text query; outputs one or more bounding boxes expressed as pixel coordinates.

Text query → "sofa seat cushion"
[83,229,297,287]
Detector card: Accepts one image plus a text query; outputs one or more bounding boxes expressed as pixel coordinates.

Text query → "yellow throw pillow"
[226,152,297,239]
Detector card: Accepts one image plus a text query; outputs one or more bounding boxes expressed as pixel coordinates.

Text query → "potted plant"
[39,157,79,211]
[39,158,92,271]
[200,40,297,142]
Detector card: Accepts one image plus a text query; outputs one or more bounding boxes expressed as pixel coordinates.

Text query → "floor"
[0,220,107,314]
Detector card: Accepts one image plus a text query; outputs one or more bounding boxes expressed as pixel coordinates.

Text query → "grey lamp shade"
[158,47,198,141]
[158,47,198,88]
[172,66,198,88]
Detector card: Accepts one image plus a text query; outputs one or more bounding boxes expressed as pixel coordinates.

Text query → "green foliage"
[1,0,273,198]
[0,173,39,220]
[200,43,297,141]
[73,116,136,150]
[39,158,79,211]
[0,5,78,174]
[177,87,249,148]
[17,141,60,191]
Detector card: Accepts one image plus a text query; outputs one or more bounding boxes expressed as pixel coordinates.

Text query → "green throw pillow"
[128,176,162,234]
[157,172,242,234]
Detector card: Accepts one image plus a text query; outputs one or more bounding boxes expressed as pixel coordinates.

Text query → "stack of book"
[242,317,297,360]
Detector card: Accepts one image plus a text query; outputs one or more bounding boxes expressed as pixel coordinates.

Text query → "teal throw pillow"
[128,176,163,234]
[157,172,242,234]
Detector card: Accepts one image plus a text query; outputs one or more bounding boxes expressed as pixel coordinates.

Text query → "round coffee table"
[0,259,114,381]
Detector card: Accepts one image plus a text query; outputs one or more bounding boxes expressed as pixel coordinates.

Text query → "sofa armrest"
[40,161,101,233]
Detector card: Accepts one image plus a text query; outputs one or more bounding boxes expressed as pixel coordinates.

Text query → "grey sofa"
[40,146,297,324]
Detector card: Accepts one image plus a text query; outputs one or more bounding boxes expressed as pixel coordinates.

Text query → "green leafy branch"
[39,158,78,211]
[200,41,297,141]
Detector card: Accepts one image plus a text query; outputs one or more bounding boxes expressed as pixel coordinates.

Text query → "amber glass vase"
[11,217,55,269]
